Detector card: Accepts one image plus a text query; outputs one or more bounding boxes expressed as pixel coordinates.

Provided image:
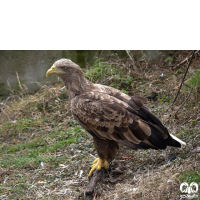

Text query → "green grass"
[6,183,29,199]
[175,125,200,142]
[179,170,200,184]
[0,117,46,138]
[0,53,200,200]
[0,138,45,153]
[0,122,89,168]
[187,70,200,88]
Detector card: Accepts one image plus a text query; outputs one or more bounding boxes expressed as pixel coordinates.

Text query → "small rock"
[40,162,44,168]
[79,170,83,178]
[167,179,174,183]
[77,137,83,143]
[129,188,138,192]
[19,136,26,140]
[191,146,200,153]
[72,145,79,149]
[128,170,133,174]
[86,143,90,147]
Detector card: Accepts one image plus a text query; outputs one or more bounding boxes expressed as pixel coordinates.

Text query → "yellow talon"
[92,158,99,164]
[88,158,109,177]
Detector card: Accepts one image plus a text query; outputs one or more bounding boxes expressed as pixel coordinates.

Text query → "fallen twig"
[180,111,200,126]
[78,169,104,200]
[100,75,114,85]
[175,50,199,68]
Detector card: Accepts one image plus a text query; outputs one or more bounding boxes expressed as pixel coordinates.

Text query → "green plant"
[187,70,200,88]
[158,94,170,102]
[164,56,174,63]
[85,58,113,82]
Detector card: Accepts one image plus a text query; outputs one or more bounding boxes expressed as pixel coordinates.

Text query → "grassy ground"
[0,51,200,199]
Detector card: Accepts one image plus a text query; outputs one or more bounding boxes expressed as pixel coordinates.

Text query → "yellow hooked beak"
[46,65,64,77]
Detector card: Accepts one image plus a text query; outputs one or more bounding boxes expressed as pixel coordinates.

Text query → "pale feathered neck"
[59,73,94,100]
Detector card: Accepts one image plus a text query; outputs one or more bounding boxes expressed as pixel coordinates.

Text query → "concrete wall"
[0,50,99,96]
[0,50,163,96]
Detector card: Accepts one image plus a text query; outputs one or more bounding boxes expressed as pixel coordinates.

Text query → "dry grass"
[0,50,200,200]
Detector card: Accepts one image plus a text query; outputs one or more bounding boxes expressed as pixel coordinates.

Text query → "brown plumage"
[46,58,186,176]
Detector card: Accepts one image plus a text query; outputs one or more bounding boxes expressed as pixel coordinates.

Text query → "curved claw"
[88,158,109,177]
[103,159,109,169]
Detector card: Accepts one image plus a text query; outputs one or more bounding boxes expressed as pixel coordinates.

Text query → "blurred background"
[0,50,162,98]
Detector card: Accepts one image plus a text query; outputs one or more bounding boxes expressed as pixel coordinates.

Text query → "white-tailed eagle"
[46,59,186,176]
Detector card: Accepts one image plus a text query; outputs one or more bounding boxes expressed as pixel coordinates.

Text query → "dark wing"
[71,91,181,150]
[95,85,179,145]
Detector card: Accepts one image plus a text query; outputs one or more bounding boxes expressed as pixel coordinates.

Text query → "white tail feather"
[170,133,186,146]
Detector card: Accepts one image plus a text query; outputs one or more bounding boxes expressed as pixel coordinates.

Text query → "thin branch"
[176,50,199,67]
[167,50,196,111]
[164,50,199,68]
[78,169,103,200]
[165,83,193,123]
[125,50,138,71]
[180,111,200,126]
[172,83,193,116]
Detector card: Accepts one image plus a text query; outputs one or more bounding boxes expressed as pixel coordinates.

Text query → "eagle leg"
[88,158,109,177]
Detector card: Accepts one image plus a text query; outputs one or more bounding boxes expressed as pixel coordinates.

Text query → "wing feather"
[72,90,180,150]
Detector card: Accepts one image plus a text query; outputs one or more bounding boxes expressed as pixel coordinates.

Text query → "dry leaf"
[170,173,180,180]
